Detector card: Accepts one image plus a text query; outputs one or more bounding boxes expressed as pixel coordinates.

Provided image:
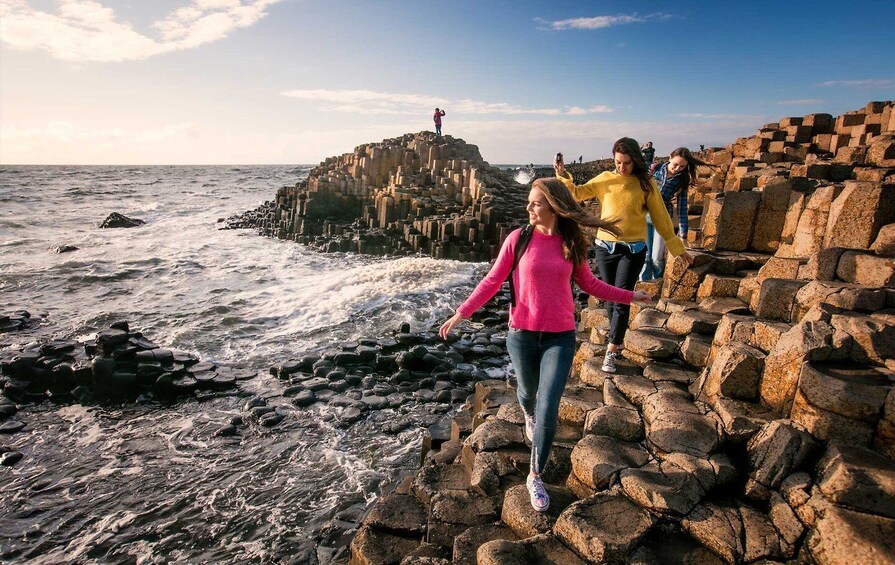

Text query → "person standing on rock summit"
[433,108,446,136]
[439,178,651,512]
[555,137,693,374]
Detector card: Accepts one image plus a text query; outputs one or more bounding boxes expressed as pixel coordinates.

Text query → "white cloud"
[566,105,614,115]
[541,13,673,31]
[281,88,614,116]
[677,113,761,120]
[775,98,826,105]
[0,0,283,62]
[817,79,894,88]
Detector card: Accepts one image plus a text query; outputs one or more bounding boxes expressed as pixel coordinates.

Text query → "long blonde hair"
[531,178,621,265]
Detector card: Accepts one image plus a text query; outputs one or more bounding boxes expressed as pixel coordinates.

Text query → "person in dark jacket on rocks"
[440,178,651,512]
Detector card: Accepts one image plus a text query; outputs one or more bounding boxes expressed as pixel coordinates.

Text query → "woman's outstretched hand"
[439,312,465,340]
[553,160,565,177]
[631,291,653,304]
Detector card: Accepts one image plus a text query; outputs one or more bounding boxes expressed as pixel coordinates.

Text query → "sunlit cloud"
[0,120,198,143]
[817,79,894,88]
[539,13,673,31]
[0,0,283,62]
[776,98,826,105]
[281,88,614,116]
[677,113,761,120]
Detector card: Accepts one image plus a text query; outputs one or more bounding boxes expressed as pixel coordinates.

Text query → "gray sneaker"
[602,350,618,373]
[526,474,550,512]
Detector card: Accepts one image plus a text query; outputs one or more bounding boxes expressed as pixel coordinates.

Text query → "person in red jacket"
[433,108,446,136]
[440,178,651,512]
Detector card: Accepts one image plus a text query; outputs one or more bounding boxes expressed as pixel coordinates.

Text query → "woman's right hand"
[439,312,465,340]
[554,160,565,177]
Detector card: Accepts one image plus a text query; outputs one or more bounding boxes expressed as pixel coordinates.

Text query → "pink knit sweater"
[458,228,635,332]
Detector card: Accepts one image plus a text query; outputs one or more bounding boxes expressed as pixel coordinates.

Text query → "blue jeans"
[506,328,576,475]
[435,124,442,136]
[640,220,664,281]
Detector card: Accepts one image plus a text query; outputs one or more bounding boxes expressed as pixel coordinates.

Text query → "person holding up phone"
[555,138,693,374]
[433,108,446,136]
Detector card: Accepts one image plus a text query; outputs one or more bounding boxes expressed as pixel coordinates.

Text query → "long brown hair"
[613,137,653,207]
[668,147,713,196]
[531,178,621,265]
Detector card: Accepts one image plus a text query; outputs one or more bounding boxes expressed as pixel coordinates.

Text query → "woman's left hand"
[439,312,465,340]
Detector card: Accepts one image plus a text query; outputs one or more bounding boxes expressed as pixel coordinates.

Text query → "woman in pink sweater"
[440,178,650,512]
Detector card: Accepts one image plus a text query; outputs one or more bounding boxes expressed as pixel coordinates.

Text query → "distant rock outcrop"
[100,212,145,228]
[227,132,529,261]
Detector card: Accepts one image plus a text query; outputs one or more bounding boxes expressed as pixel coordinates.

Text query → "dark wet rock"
[230,415,245,426]
[243,397,266,411]
[340,407,363,425]
[249,405,275,418]
[0,402,17,419]
[260,411,285,427]
[0,451,24,465]
[303,377,329,391]
[292,390,316,407]
[316,389,336,402]
[55,245,79,253]
[100,212,145,228]
[0,420,26,434]
[215,424,238,437]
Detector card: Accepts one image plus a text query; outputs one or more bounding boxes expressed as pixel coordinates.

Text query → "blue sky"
[1,0,893,164]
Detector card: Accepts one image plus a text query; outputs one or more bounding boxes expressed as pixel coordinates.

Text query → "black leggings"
[593,244,647,345]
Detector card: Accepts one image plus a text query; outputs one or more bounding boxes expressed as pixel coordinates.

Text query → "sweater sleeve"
[646,180,686,257]
[572,261,635,305]
[556,171,604,202]
[457,230,518,317]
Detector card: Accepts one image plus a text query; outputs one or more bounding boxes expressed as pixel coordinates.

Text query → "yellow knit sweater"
[557,170,686,257]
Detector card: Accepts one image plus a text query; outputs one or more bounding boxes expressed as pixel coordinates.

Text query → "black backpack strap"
[508,225,534,307]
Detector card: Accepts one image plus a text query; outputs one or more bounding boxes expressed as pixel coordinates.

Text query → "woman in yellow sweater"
[555,137,693,373]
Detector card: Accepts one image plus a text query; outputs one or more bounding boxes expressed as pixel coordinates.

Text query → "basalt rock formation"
[349,102,895,564]
[0,319,254,466]
[228,132,529,262]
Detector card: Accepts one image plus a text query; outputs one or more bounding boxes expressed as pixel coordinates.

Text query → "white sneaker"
[602,350,618,373]
[524,412,536,442]
[526,474,550,512]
